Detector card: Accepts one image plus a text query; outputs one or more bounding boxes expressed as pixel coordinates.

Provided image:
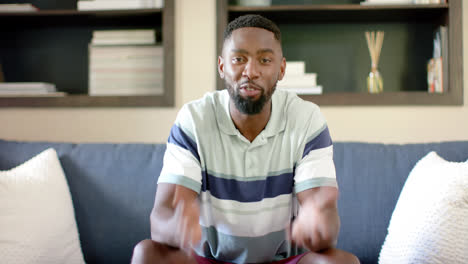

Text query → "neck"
[229,100,272,142]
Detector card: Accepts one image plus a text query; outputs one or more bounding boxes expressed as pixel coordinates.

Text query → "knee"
[134,239,154,254]
[342,252,360,264]
[131,239,161,264]
[299,249,360,264]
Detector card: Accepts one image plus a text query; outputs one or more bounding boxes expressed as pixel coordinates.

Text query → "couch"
[1,139,467,264]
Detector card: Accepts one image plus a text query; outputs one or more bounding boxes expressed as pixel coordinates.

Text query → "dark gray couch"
[1,139,467,264]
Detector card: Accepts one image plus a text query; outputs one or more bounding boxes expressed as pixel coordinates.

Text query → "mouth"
[239,83,262,97]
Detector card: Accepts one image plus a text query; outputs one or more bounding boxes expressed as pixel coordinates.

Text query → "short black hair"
[223,14,281,43]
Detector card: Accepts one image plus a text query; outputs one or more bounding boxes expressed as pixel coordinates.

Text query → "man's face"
[218,27,286,115]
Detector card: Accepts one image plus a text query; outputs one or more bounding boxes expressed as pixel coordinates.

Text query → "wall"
[0,0,466,144]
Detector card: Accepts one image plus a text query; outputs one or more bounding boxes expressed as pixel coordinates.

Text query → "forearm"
[295,186,340,252]
[150,184,201,248]
[301,200,340,250]
[150,206,179,246]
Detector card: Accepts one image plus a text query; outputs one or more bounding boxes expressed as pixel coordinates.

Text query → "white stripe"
[159,143,201,183]
[199,191,292,237]
[295,145,336,184]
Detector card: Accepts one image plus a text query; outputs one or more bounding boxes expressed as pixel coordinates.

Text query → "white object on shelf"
[77,0,163,11]
[278,86,323,95]
[0,82,56,93]
[360,0,414,5]
[237,0,271,7]
[0,4,38,12]
[285,61,306,76]
[278,73,317,88]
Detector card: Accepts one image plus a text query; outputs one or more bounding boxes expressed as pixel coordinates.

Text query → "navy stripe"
[302,126,332,158]
[201,172,294,202]
[168,124,200,162]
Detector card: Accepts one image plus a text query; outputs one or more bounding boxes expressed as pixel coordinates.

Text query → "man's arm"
[150,183,202,249]
[291,186,340,252]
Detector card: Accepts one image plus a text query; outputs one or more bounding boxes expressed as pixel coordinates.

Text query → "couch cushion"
[378,151,468,264]
[0,140,166,264]
[2,139,468,264]
[334,142,468,264]
[0,148,85,264]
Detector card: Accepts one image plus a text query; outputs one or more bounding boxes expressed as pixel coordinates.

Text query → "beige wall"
[0,0,467,144]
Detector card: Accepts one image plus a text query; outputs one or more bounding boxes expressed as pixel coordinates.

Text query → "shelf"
[229,4,449,11]
[0,8,163,16]
[216,0,463,106]
[0,9,163,27]
[228,4,448,22]
[0,0,175,107]
[299,91,461,106]
[0,95,172,108]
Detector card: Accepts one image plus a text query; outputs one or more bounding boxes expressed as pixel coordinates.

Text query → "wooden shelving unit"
[0,1,174,107]
[216,0,463,106]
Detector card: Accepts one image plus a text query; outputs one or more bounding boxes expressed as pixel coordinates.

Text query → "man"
[131,14,359,264]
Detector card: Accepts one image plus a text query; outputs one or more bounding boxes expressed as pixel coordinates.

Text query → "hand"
[169,190,202,252]
[289,200,335,252]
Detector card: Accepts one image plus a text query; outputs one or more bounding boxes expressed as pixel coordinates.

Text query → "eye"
[260,57,272,64]
[232,57,245,63]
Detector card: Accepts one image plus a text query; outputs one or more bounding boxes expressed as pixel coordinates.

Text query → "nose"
[242,59,260,80]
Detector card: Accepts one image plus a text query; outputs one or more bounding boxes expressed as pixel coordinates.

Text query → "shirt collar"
[216,89,286,138]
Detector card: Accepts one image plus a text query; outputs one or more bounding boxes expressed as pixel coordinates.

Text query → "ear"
[218,56,225,79]
[278,57,286,81]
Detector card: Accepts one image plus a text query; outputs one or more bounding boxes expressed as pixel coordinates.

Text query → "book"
[439,26,448,93]
[361,0,413,5]
[91,29,156,45]
[0,82,56,92]
[0,92,66,97]
[278,86,323,95]
[277,73,317,88]
[361,0,445,4]
[428,26,448,93]
[0,3,38,12]
[0,82,60,96]
[285,61,305,76]
[77,0,163,11]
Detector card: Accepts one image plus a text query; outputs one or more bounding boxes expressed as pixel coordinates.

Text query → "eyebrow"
[231,48,275,55]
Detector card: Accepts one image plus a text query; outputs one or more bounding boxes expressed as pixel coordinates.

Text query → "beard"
[226,81,276,115]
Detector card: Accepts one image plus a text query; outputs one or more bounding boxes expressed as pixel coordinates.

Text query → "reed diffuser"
[365,31,384,93]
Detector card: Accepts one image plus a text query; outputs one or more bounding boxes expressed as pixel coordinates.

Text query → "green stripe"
[210,202,291,215]
[205,168,294,182]
[197,226,295,263]
[158,174,201,193]
[294,177,337,193]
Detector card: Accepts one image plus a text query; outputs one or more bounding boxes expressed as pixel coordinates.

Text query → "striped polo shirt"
[158,89,337,263]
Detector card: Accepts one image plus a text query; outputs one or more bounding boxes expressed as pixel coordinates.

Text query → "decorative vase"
[367,67,383,94]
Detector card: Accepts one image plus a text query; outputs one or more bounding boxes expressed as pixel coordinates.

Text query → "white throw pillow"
[0,148,86,264]
[379,151,468,264]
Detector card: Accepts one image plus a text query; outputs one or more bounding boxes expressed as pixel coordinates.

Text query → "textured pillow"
[0,148,85,264]
[379,151,468,264]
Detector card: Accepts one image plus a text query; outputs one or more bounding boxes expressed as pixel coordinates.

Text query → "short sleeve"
[294,111,337,194]
[157,106,202,193]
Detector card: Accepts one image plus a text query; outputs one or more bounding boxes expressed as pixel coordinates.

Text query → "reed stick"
[365,31,384,70]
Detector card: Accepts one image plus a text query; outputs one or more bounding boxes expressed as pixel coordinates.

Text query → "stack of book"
[0,82,65,97]
[77,0,163,11]
[88,29,164,96]
[277,61,322,95]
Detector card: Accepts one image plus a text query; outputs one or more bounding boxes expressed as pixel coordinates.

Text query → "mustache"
[238,81,263,90]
